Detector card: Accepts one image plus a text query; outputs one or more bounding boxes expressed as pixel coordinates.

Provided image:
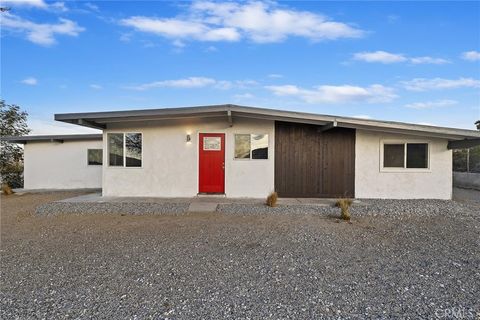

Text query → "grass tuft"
[266,192,278,207]
[335,198,353,221]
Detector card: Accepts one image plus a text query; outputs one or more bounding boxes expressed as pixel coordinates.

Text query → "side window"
[382,142,429,169]
[234,134,251,159]
[125,133,142,167]
[407,143,428,168]
[251,134,268,159]
[383,144,405,168]
[108,133,142,167]
[234,134,269,160]
[108,133,124,167]
[87,149,103,165]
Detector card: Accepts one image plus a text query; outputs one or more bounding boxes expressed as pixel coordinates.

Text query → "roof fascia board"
[54,105,480,139]
[447,138,480,149]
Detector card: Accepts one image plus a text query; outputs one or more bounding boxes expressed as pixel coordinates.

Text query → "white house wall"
[102,118,275,198]
[355,129,452,199]
[24,140,103,189]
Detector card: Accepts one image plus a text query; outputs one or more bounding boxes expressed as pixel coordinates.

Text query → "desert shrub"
[1,100,30,188]
[1,183,14,195]
[266,192,278,207]
[0,162,24,188]
[335,198,353,221]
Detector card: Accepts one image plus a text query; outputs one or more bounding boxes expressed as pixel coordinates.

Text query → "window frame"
[233,133,269,160]
[87,148,103,166]
[380,140,431,172]
[107,132,143,168]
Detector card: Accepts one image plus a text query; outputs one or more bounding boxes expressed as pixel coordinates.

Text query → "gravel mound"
[36,201,189,216]
[218,199,479,218]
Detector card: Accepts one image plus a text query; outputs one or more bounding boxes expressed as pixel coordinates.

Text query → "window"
[234,134,250,159]
[407,143,428,168]
[87,149,103,165]
[383,142,428,169]
[383,144,404,168]
[234,134,268,160]
[108,133,123,166]
[203,137,221,151]
[108,133,142,167]
[125,133,142,167]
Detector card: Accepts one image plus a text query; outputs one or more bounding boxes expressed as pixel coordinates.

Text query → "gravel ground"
[36,202,189,216]
[218,199,480,219]
[1,192,479,319]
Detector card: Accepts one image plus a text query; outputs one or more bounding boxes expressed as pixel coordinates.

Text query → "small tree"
[475,120,480,130]
[1,100,30,188]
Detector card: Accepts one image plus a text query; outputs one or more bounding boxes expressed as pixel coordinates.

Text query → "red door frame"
[198,133,225,194]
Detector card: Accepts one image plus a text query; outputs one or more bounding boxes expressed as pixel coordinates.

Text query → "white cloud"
[127,77,257,91]
[353,51,407,63]
[205,45,217,52]
[268,73,283,78]
[21,77,37,85]
[1,0,68,11]
[1,0,47,8]
[127,77,216,90]
[28,118,100,135]
[352,114,372,119]
[233,93,254,99]
[50,2,68,12]
[0,13,84,46]
[172,39,186,48]
[120,1,364,45]
[402,77,480,91]
[461,51,480,61]
[119,33,132,43]
[353,51,449,64]
[404,99,457,109]
[89,84,102,90]
[84,2,99,11]
[416,122,436,126]
[409,56,450,64]
[120,16,240,42]
[265,83,397,104]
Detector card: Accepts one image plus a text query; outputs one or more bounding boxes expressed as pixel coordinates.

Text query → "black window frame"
[382,141,429,170]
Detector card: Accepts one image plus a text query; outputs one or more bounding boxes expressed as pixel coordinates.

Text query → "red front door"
[199,133,225,194]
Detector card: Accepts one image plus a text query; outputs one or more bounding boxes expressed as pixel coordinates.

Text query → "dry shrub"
[335,198,353,221]
[1,183,14,195]
[266,192,278,207]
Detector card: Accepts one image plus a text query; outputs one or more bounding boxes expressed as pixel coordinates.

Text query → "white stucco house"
[4,105,480,199]
[3,134,103,190]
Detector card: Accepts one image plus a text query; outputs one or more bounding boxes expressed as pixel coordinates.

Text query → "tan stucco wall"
[355,129,452,199]
[102,118,275,198]
[24,140,103,189]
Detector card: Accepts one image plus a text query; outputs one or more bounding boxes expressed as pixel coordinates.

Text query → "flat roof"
[54,104,480,140]
[1,134,102,144]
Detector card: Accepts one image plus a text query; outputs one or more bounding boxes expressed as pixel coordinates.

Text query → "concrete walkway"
[56,192,342,213]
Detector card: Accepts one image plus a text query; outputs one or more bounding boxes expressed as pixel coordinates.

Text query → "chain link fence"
[453,146,480,173]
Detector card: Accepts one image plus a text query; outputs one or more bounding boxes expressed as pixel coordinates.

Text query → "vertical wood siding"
[275,121,355,198]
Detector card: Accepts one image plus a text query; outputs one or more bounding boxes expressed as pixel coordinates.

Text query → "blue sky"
[1,0,479,134]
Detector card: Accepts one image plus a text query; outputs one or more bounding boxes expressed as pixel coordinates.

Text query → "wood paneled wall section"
[275,121,355,198]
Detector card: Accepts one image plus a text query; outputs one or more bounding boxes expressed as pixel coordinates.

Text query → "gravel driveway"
[1,192,479,319]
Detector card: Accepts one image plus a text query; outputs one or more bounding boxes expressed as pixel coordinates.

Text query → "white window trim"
[380,139,431,173]
[233,133,269,160]
[87,148,103,166]
[107,132,143,169]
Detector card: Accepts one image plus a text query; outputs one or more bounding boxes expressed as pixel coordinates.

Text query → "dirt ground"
[1,192,479,319]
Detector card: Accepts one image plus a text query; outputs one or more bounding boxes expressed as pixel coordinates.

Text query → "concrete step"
[188,202,218,213]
